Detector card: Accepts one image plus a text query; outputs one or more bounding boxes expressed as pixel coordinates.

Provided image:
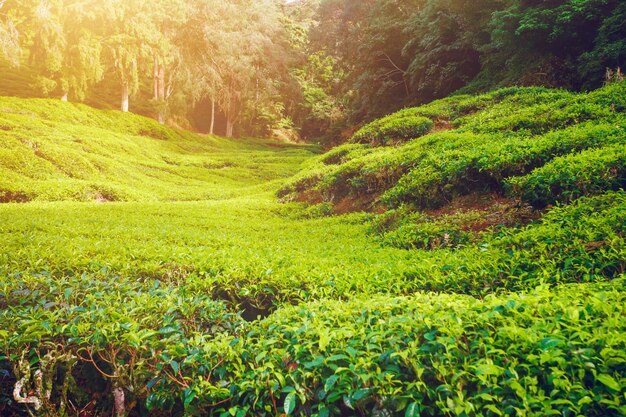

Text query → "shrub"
[237,280,626,416]
[284,82,626,212]
[351,114,433,146]
[508,143,626,207]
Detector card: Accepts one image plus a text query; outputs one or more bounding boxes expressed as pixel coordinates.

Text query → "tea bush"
[2,276,624,416]
[236,280,626,417]
[507,143,626,207]
[1,86,626,416]
[281,82,626,211]
[0,96,318,202]
[351,114,433,146]
[1,190,623,316]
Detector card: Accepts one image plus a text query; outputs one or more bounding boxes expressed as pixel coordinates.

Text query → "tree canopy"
[0,0,624,138]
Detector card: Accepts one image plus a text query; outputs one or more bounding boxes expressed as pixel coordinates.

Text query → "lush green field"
[1,84,625,417]
[0,96,315,202]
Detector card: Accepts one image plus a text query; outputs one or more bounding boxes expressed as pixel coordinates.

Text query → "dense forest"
[1,0,624,140]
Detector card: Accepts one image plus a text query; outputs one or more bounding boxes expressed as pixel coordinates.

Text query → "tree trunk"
[225,95,236,138]
[210,97,215,135]
[158,64,165,100]
[121,81,129,113]
[157,64,166,124]
[153,56,159,100]
[226,118,234,138]
[113,384,125,417]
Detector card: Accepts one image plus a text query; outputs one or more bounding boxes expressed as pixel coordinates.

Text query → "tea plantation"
[1,83,625,417]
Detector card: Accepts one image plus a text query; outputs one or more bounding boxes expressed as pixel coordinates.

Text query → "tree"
[100,0,159,112]
[147,0,188,124]
[307,0,420,120]
[183,0,224,135]
[185,0,286,137]
[579,2,626,88]
[487,0,621,89]
[0,0,25,67]
[403,0,491,102]
[27,0,104,101]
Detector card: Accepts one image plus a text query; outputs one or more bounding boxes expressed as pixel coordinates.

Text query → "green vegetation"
[2,0,625,139]
[351,114,433,147]
[0,96,315,202]
[287,0,626,138]
[280,83,626,211]
[1,81,626,417]
[243,281,626,417]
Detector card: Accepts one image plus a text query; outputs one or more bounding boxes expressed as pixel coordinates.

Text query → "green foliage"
[369,201,533,251]
[0,60,39,98]
[1,92,626,416]
[283,82,626,210]
[4,274,624,416]
[578,2,626,86]
[508,143,626,207]
[239,280,626,416]
[3,0,625,137]
[487,0,625,90]
[302,0,626,129]
[351,112,433,146]
[0,96,316,202]
[290,51,347,139]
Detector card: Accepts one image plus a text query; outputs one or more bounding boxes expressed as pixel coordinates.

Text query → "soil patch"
[0,190,31,203]
[426,193,540,232]
[432,119,454,133]
[332,193,380,215]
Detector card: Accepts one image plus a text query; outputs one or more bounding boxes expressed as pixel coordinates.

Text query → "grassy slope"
[280,83,626,212]
[0,87,625,417]
[0,96,315,201]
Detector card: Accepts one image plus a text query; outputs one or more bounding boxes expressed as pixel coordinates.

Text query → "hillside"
[0,96,316,202]
[280,83,626,213]
[1,85,625,417]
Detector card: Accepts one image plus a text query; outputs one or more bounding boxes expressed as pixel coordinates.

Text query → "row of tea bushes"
[507,143,626,207]
[1,192,624,311]
[3,277,624,416]
[279,82,626,210]
[235,280,626,416]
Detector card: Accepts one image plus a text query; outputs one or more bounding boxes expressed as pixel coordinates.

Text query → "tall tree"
[403,0,493,103]
[487,0,622,89]
[579,2,626,88]
[309,0,419,120]
[148,0,188,123]
[28,0,104,101]
[183,0,223,134]
[100,0,159,112]
[0,0,22,67]
[186,0,286,137]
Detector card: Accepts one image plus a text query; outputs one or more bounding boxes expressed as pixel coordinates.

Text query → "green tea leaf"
[183,388,196,407]
[352,388,370,401]
[324,375,339,393]
[539,337,563,350]
[284,392,297,415]
[405,402,420,417]
[475,364,503,376]
[597,374,621,392]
